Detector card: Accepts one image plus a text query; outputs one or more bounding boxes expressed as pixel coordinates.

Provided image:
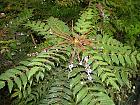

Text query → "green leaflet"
[46,65,52,70]
[20,61,31,66]
[32,58,56,67]
[14,77,22,91]
[68,68,84,78]
[92,62,99,70]
[137,53,140,61]
[80,94,93,105]
[76,87,88,104]
[36,72,44,82]
[37,53,61,66]
[11,90,19,98]
[20,73,28,90]
[74,27,89,34]
[11,89,22,99]
[47,92,60,98]
[50,86,64,92]
[107,37,113,45]
[89,85,107,93]
[101,74,107,82]
[0,81,5,90]
[8,79,14,93]
[95,92,115,105]
[101,72,115,82]
[70,75,81,89]
[28,62,47,68]
[93,55,103,61]
[8,69,21,75]
[88,99,98,105]
[32,58,49,62]
[0,72,14,80]
[115,70,123,86]
[102,68,112,72]
[97,67,104,76]
[31,91,39,100]
[73,83,83,97]
[131,54,137,66]
[121,71,130,88]
[63,93,72,102]
[4,70,16,80]
[97,61,108,66]
[102,54,111,64]
[111,54,119,65]
[64,88,73,97]
[124,54,132,66]
[102,35,110,44]
[27,85,32,95]
[131,50,138,56]
[107,78,120,90]
[22,90,28,98]
[118,54,125,66]
[103,44,111,52]
[27,66,40,80]
[26,94,36,103]
[15,66,29,71]
[49,53,67,61]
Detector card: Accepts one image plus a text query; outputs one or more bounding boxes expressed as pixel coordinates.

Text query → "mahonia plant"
[0,2,140,105]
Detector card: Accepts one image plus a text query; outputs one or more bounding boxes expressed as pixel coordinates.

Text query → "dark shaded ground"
[0,87,11,105]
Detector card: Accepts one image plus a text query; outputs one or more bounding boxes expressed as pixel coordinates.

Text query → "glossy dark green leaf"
[73,83,83,97]
[8,79,13,93]
[14,77,22,91]
[111,54,119,65]
[27,67,40,80]
[131,54,137,66]
[70,75,81,89]
[76,88,88,103]
[121,71,130,88]
[124,54,131,66]
[118,54,125,66]
[81,94,93,105]
[20,73,28,89]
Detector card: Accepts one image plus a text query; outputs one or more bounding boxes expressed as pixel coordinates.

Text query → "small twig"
[72,20,74,32]
[30,34,36,46]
